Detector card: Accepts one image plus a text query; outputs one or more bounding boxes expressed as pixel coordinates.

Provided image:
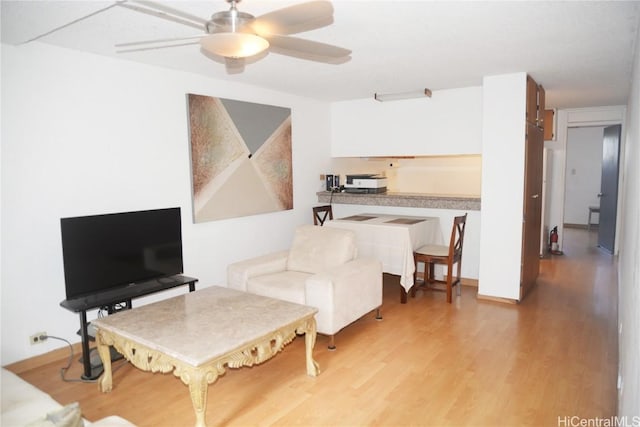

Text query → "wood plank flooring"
[6,228,618,426]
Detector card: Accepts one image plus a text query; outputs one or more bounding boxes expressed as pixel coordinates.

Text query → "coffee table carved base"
[96,316,319,427]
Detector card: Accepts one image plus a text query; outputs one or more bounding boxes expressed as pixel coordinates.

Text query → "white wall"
[0,42,332,365]
[617,15,640,418]
[564,127,604,225]
[478,72,527,301]
[330,87,483,157]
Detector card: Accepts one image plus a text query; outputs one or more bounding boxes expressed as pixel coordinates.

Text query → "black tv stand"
[60,275,198,380]
[78,345,123,380]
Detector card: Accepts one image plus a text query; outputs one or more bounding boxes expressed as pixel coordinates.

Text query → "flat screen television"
[60,207,183,302]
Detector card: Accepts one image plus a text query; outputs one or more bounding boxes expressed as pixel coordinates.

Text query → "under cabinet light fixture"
[374,88,432,102]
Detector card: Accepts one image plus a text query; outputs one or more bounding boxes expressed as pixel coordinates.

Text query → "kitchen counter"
[316,191,480,211]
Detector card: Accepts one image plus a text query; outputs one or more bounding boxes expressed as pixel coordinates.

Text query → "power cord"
[328,185,340,209]
[40,335,97,383]
[40,335,126,383]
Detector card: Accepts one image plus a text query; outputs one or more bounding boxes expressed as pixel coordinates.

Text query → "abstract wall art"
[187,94,293,223]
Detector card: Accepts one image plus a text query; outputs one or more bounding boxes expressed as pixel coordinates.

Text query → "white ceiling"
[2,0,639,108]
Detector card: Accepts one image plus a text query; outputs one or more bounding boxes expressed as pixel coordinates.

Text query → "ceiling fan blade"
[116,40,200,53]
[129,0,208,25]
[19,1,122,45]
[252,1,334,35]
[117,2,205,31]
[115,35,204,48]
[266,35,351,63]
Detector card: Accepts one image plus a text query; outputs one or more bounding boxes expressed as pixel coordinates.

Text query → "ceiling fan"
[114,0,351,70]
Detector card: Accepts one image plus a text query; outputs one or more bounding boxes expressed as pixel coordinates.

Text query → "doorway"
[563,125,621,252]
[546,106,626,256]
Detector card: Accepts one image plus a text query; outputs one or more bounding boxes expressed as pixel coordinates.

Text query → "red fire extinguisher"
[549,226,559,253]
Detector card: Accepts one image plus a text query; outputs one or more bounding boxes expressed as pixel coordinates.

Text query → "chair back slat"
[313,205,334,226]
[448,214,467,260]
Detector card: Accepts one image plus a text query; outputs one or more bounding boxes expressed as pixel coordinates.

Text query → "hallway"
[527,226,618,420]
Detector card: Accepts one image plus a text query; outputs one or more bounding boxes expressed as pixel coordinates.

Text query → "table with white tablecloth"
[324,213,443,303]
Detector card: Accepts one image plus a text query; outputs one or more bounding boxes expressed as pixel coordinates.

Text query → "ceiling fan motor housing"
[206,7,256,34]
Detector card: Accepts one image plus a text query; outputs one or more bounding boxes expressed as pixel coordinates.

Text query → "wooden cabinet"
[526,76,546,129]
[526,76,538,125]
[544,109,555,140]
[537,85,545,129]
[521,123,544,299]
[520,75,545,300]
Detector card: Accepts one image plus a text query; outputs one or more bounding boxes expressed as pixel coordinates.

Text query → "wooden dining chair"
[411,213,467,303]
[313,205,333,226]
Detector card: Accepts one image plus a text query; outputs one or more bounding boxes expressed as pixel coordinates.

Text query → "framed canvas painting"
[187,94,293,222]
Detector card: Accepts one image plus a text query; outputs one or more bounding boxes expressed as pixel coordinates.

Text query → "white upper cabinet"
[330,86,483,157]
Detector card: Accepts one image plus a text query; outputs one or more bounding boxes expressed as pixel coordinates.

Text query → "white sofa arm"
[227,250,289,291]
[1,369,136,426]
[304,258,382,335]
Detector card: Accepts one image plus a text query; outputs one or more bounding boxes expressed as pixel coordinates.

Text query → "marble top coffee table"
[92,285,320,427]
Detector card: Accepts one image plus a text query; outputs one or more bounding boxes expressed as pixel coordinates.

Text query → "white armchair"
[227,224,383,349]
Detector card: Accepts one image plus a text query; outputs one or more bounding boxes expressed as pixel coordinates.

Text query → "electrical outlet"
[29,332,47,345]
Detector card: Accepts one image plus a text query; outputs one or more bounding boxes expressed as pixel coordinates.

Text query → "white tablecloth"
[325,214,443,292]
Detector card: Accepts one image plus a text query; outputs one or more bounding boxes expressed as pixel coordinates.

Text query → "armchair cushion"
[228,250,289,292]
[286,225,357,274]
[247,271,311,305]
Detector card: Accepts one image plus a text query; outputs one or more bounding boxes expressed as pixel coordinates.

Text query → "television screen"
[60,207,183,301]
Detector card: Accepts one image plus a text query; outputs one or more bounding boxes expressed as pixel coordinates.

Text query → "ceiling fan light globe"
[200,33,269,58]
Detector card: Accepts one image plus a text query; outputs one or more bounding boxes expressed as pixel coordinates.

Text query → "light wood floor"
[6,228,618,426]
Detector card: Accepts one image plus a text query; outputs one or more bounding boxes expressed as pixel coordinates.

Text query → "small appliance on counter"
[325,174,334,191]
[344,174,387,194]
[325,174,341,191]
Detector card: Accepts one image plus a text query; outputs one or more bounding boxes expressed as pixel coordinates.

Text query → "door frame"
[551,106,626,255]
